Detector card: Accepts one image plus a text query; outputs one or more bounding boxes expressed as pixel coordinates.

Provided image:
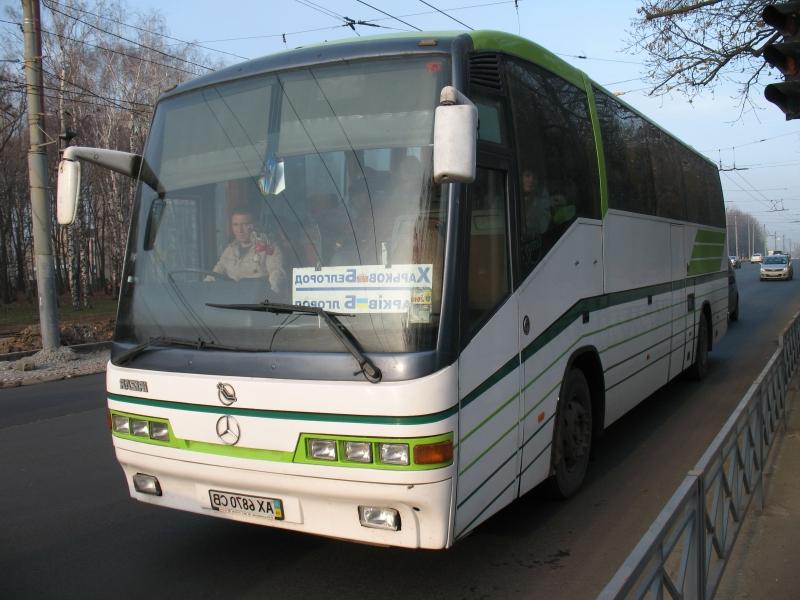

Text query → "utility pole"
[734,213,739,257]
[22,0,60,349]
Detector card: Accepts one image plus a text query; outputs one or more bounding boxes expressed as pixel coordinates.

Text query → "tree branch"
[643,0,724,21]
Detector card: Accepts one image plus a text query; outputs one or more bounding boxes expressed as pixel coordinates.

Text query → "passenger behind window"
[521,168,552,237]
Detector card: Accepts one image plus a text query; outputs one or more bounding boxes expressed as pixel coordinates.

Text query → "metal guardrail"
[600,312,800,600]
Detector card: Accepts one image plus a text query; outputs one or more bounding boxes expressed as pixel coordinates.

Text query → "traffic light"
[763,1,800,119]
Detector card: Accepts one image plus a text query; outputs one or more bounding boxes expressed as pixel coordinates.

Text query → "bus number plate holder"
[209,489,284,520]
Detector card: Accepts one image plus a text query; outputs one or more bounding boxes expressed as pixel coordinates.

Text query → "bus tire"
[687,314,709,381]
[730,297,739,322]
[545,368,593,499]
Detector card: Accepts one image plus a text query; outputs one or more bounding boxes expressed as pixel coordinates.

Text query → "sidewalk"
[716,376,800,599]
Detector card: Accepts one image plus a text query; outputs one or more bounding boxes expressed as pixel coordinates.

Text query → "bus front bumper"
[115,447,454,549]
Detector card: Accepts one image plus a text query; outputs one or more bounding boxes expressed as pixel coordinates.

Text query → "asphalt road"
[1,262,798,600]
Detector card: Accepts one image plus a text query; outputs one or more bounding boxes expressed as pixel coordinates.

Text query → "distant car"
[728,264,739,322]
[751,252,763,263]
[729,255,741,268]
[760,254,793,281]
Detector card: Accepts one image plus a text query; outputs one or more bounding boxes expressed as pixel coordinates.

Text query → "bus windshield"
[116,55,451,354]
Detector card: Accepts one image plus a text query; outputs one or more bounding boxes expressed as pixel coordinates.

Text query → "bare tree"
[0,0,221,305]
[628,1,777,111]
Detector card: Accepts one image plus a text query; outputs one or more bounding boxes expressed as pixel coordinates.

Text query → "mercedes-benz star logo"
[216,415,241,446]
[217,382,237,406]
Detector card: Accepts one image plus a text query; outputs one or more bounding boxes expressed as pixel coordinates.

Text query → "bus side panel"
[517,221,604,496]
[455,296,521,539]
[603,211,671,293]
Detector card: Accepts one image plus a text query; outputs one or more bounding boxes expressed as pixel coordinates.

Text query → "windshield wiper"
[115,336,245,366]
[206,301,382,383]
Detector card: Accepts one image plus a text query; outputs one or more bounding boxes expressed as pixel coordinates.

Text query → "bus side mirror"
[57,159,81,225]
[433,86,477,184]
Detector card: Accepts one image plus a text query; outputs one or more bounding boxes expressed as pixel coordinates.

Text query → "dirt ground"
[0,316,115,354]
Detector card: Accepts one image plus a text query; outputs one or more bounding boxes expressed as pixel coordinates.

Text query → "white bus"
[58,31,728,549]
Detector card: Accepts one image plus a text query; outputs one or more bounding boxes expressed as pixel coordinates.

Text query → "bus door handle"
[522,315,530,335]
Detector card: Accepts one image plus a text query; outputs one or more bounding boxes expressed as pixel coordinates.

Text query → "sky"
[3,0,799,253]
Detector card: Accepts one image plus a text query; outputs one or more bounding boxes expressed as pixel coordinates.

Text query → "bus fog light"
[309,439,337,461]
[132,473,162,496]
[149,421,169,441]
[130,418,149,437]
[379,443,409,465]
[344,441,372,463]
[112,415,130,434]
[358,506,400,531]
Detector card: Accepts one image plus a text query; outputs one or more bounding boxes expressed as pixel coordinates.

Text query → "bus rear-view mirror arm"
[57,146,165,225]
[433,86,478,184]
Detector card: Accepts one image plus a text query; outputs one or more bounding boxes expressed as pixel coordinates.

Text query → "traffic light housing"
[763,1,800,119]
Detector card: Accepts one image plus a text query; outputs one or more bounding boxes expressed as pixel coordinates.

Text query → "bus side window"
[506,57,599,279]
[465,167,510,334]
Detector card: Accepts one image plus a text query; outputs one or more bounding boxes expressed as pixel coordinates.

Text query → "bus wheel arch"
[566,347,606,440]
[687,304,712,381]
[546,348,604,499]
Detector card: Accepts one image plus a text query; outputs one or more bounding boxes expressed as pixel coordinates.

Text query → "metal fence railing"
[599,312,800,600]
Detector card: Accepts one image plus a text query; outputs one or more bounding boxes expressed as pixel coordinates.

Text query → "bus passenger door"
[455,164,521,538]
[668,224,689,379]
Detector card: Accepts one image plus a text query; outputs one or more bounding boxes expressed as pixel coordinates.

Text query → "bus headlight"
[379,443,409,465]
[112,414,130,434]
[344,441,372,463]
[149,421,170,441]
[130,418,149,437]
[309,439,337,461]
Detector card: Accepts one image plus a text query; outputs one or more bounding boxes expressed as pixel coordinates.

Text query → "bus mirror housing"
[57,159,81,225]
[433,86,477,184]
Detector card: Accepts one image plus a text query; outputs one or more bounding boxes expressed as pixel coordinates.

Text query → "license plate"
[208,490,284,520]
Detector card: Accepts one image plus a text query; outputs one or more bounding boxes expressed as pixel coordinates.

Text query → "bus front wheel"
[546,368,593,499]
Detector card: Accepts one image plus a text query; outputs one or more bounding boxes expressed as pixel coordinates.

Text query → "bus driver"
[212,209,287,294]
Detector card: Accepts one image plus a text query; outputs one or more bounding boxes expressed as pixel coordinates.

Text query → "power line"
[295,0,347,21]
[43,0,250,61]
[43,2,215,72]
[418,1,474,29]
[355,0,423,31]
[2,83,149,115]
[40,26,199,77]
[294,0,362,36]
[701,131,800,153]
[4,16,200,76]
[0,74,152,109]
[556,52,643,65]
[40,66,154,107]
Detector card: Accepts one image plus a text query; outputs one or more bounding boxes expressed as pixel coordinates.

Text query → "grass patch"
[0,295,118,328]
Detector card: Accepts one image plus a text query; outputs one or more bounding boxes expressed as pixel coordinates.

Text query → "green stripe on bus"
[110,409,296,461]
[695,229,725,244]
[690,244,725,259]
[585,77,608,218]
[688,257,723,276]
[108,394,458,425]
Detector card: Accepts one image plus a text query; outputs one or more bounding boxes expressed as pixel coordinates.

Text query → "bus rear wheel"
[545,368,592,499]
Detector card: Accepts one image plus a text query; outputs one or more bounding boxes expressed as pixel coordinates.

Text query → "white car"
[760,255,793,281]
[751,252,763,263]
